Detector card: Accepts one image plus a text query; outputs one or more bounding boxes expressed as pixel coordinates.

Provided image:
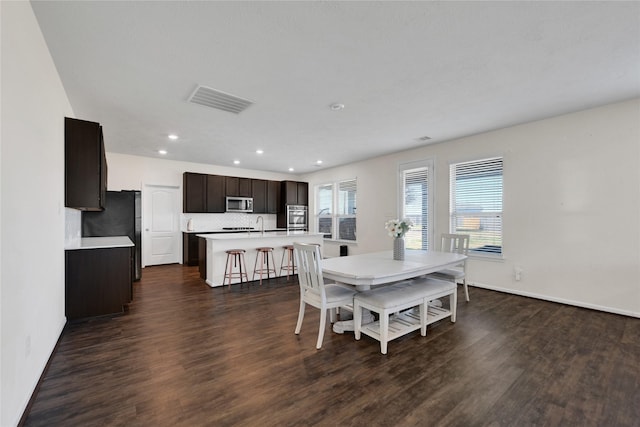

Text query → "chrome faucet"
[256,216,264,235]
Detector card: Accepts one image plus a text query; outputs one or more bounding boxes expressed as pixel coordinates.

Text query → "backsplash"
[64,208,82,247]
[180,213,278,232]
[66,209,279,247]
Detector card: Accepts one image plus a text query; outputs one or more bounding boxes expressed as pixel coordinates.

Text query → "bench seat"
[353,277,457,354]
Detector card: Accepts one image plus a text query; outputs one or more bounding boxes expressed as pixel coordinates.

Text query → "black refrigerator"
[82,190,142,281]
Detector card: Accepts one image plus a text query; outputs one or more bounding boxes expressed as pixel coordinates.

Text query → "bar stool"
[279,245,296,280]
[253,247,277,285]
[224,249,248,288]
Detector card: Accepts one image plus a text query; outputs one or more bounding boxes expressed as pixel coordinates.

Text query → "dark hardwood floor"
[23,264,640,426]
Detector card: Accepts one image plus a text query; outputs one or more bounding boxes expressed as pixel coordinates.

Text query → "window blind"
[403,167,429,250]
[450,157,503,255]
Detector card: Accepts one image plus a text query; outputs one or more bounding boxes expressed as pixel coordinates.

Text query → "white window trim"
[398,159,435,250]
[315,178,357,243]
[449,156,504,259]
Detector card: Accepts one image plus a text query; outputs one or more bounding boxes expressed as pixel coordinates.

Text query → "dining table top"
[320,250,466,289]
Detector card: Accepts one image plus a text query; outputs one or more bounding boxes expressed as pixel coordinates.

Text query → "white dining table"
[320,250,467,333]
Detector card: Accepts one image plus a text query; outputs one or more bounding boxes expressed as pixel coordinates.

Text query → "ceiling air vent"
[416,135,432,142]
[188,85,253,114]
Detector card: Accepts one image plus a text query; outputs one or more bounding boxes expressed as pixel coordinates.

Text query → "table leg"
[333,309,374,333]
[332,282,374,334]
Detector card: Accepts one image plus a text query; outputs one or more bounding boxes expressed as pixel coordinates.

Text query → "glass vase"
[393,236,405,261]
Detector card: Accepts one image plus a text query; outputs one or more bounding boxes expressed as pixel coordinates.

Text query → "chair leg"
[463,279,470,302]
[317,308,327,349]
[295,298,305,334]
[380,312,389,354]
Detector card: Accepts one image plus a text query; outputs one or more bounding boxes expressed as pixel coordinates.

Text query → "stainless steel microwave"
[226,197,253,213]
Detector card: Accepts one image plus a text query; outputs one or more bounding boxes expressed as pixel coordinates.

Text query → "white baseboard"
[468,281,640,319]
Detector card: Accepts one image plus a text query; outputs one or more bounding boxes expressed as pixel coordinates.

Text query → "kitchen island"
[198,231,323,287]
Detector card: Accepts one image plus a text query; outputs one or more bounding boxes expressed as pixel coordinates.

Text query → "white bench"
[353,277,457,354]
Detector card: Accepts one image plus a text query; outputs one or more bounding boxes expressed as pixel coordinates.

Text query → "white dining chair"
[429,233,470,301]
[293,242,357,349]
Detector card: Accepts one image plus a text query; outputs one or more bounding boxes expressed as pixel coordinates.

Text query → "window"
[317,184,333,238]
[315,179,357,241]
[400,160,434,250]
[450,157,503,255]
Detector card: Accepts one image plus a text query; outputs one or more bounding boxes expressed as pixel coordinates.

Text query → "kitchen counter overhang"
[65,236,134,250]
[198,231,323,287]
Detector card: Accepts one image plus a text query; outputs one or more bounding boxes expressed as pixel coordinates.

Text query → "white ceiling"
[31,1,640,174]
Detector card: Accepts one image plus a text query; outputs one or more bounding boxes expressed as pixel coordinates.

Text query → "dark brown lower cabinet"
[183,232,200,266]
[65,247,132,320]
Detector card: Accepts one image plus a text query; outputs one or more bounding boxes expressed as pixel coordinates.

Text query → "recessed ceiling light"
[168,134,179,140]
[233,160,240,165]
[316,160,323,165]
[158,150,167,155]
[288,167,294,172]
[329,103,344,111]
[256,149,264,154]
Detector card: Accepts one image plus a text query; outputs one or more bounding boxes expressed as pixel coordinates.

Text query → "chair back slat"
[441,234,470,256]
[294,243,325,298]
[438,233,470,301]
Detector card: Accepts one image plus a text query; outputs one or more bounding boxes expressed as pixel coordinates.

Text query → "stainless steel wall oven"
[286,205,307,230]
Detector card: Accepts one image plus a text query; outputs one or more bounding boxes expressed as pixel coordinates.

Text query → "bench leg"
[354,300,362,340]
[380,311,389,355]
[450,290,457,323]
[420,302,427,336]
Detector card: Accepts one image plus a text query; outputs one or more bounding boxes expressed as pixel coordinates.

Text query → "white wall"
[1,2,73,425]
[302,99,640,317]
[107,152,293,191]
[106,152,295,233]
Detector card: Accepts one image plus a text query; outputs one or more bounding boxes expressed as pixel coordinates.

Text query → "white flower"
[384,218,413,238]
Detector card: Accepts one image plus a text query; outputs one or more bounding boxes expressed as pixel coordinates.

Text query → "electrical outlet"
[514,266,523,281]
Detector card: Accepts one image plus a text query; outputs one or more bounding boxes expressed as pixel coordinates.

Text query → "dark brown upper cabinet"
[297,182,308,206]
[183,172,285,214]
[251,179,267,213]
[65,117,107,211]
[281,180,309,207]
[267,180,280,214]
[226,177,252,197]
[206,175,226,213]
[183,172,207,213]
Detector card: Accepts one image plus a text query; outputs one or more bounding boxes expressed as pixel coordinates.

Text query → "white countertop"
[65,236,134,250]
[185,228,288,234]
[197,231,322,240]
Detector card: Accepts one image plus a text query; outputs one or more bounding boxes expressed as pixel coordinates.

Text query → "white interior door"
[143,184,180,266]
